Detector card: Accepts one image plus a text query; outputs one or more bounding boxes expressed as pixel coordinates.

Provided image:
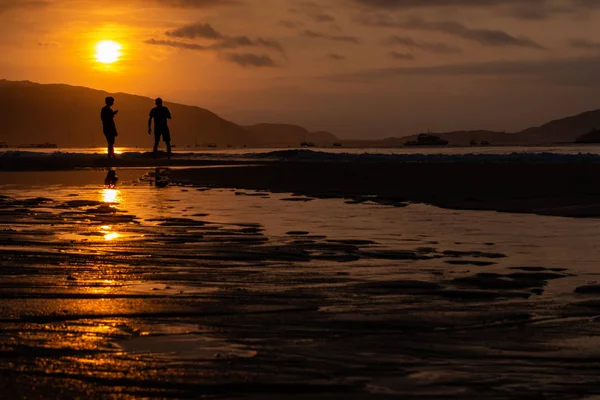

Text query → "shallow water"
[6,143,600,156]
[1,170,600,398]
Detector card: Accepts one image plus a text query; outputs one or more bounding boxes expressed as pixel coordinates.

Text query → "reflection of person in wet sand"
[104,169,118,188]
[148,98,172,160]
[101,96,119,159]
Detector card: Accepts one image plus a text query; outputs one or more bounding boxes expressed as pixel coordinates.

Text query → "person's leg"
[153,140,159,159]
[164,130,171,160]
[107,141,115,159]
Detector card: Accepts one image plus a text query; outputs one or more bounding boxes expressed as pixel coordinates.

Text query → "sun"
[94,40,122,64]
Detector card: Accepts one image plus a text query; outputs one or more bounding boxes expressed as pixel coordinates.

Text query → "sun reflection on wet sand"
[104,232,121,241]
[102,188,120,204]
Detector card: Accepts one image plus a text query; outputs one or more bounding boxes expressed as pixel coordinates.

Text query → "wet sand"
[1,171,600,398]
[172,161,600,218]
[0,152,260,171]
[5,150,600,217]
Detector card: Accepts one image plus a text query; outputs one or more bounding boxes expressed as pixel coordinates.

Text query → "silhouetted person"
[101,96,119,159]
[148,98,172,160]
[104,169,118,187]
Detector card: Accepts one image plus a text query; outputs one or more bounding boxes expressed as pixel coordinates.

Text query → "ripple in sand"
[281,197,315,202]
[444,260,497,266]
[442,250,506,259]
[574,285,600,294]
[117,334,257,360]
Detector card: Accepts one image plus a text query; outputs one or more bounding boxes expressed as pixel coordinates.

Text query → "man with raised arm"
[148,98,172,160]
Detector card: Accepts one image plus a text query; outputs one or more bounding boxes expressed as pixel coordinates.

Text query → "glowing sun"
[94,40,122,64]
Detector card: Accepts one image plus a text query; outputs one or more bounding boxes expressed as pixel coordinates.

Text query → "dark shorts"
[104,133,116,146]
[154,128,171,143]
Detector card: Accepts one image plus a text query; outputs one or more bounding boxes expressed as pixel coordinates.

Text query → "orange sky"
[1,0,600,138]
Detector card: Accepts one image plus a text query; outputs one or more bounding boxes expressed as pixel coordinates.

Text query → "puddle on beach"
[1,169,600,398]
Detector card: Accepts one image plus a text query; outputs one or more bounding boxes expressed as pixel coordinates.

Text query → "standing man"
[148,98,172,160]
[101,96,119,159]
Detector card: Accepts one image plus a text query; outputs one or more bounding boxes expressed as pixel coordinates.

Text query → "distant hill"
[3,79,600,148]
[244,124,338,146]
[518,109,600,144]
[575,128,600,143]
[0,80,336,148]
[388,109,600,146]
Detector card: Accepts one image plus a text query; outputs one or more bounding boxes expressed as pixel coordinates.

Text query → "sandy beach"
[1,164,600,398]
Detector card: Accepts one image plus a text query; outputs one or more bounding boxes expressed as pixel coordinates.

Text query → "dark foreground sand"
[172,161,600,218]
[1,174,600,399]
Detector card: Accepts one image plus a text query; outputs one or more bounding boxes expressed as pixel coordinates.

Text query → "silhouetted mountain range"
[519,109,600,144]
[393,109,600,146]
[244,124,338,146]
[0,80,337,148]
[2,79,600,148]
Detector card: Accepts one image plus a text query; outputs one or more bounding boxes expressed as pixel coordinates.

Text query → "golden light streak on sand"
[104,232,121,241]
[102,188,120,204]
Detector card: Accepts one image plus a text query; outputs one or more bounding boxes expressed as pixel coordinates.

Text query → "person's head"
[155,98,163,106]
[105,96,115,106]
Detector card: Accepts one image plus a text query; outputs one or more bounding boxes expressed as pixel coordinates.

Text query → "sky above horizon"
[2,0,600,138]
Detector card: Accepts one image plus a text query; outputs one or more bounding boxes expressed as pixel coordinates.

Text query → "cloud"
[160,22,284,53]
[389,51,415,60]
[302,30,360,44]
[352,0,533,8]
[351,0,600,21]
[146,35,284,54]
[323,55,600,87]
[0,0,49,13]
[358,14,545,49]
[156,0,239,7]
[222,53,277,67]
[279,19,304,29]
[384,36,462,54]
[289,1,336,23]
[165,22,223,39]
[38,41,60,47]
[144,38,207,50]
[327,53,346,61]
[215,36,285,53]
[570,38,600,51]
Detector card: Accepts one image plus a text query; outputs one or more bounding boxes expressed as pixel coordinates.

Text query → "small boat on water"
[333,142,342,147]
[301,141,315,147]
[207,143,217,148]
[404,134,449,146]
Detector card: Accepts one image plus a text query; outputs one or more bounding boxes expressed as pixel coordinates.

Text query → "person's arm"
[167,108,172,120]
[148,110,153,134]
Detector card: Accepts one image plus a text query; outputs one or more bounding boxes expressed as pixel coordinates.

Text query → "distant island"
[2,79,600,148]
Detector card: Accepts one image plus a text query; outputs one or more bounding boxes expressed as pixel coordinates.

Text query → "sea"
[5,143,600,157]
